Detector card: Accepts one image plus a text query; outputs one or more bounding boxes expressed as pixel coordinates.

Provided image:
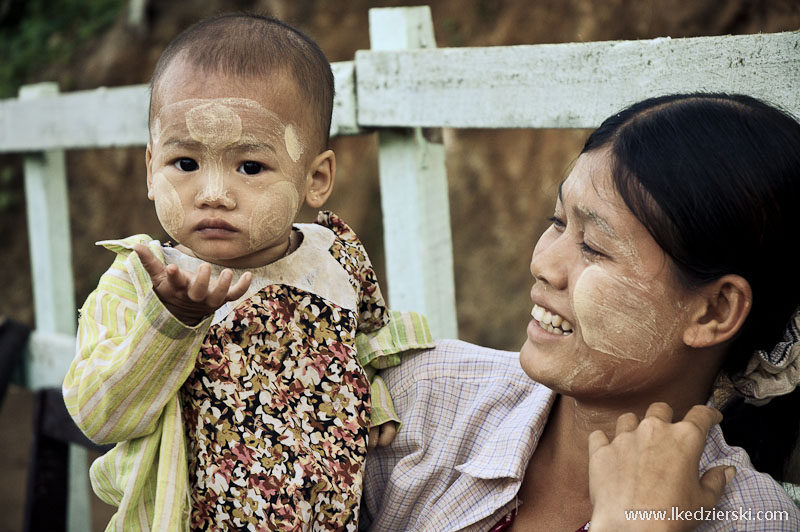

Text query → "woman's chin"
[519,337,557,384]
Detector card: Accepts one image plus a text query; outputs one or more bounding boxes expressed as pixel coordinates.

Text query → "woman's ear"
[683,274,752,348]
[304,149,336,208]
[145,143,155,201]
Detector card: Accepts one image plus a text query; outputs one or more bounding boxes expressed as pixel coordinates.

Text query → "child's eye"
[238,161,264,175]
[174,158,199,172]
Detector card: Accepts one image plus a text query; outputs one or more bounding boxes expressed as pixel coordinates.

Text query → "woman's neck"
[514,379,717,531]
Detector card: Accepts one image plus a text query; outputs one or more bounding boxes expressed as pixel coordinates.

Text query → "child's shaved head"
[149,13,334,151]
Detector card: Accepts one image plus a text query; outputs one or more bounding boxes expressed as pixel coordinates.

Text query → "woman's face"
[520,148,698,401]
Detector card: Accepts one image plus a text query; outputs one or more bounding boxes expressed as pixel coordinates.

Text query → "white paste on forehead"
[185,102,242,147]
[572,265,661,362]
[284,124,304,163]
[152,172,184,238]
[248,181,300,250]
[152,117,162,145]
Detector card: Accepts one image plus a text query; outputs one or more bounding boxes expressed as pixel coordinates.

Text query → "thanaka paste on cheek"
[572,265,664,362]
[152,172,184,238]
[248,181,300,250]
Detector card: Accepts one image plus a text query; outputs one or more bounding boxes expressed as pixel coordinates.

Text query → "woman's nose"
[530,230,569,290]
[195,170,235,209]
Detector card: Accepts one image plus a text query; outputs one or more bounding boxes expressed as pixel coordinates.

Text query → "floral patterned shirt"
[176,212,388,531]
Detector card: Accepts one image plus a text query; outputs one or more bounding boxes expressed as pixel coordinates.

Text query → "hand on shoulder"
[588,403,734,532]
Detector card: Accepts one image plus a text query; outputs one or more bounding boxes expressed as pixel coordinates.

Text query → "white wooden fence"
[2,5,799,530]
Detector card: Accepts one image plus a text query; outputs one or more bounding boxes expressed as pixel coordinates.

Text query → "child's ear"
[145,143,155,201]
[304,149,336,208]
[683,274,752,348]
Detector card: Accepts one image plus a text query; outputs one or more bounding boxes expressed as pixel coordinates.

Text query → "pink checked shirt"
[361,340,800,531]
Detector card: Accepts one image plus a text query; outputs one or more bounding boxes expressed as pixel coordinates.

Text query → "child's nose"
[195,170,235,209]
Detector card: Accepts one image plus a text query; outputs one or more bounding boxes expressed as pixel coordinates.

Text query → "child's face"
[146,58,333,268]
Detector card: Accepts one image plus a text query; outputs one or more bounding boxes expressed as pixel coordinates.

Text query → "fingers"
[614,407,670,435]
[588,429,610,455]
[615,412,639,434]
[133,244,164,280]
[368,423,399,449]
[376,423,398,447]
[644,402,673,422]
[187,264,211,302]
[165,263,190,291]
[206,269,234,308]
[206,270,252,307]
[367,427,379,449]
[682,405,723,435]
[228,271,252,301]
[699,465,736,503]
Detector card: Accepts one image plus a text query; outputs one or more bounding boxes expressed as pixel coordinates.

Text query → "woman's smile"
[531,303,573,335]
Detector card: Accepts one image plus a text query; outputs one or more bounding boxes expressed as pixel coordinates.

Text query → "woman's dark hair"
[581,93,800,481]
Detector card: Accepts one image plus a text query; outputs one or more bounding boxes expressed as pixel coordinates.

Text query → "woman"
[360,93,800,531]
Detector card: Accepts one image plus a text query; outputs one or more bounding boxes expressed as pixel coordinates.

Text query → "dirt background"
[1,0,799,529]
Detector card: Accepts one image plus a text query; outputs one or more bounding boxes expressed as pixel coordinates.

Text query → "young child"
[63,14,429,531]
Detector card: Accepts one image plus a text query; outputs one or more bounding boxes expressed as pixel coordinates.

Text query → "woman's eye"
[174,158,199,172]
[238,162,264,175]
[580,242,605,259]
[547,215,566,230]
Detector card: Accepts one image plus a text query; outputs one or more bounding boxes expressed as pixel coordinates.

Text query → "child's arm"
[314,212,435,447]
[63,240,250,445]
[358,310,435,447]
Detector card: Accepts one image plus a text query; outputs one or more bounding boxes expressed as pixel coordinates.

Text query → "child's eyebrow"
[228,142,277,154]
[161,138,204,150]
[160,138,277,155]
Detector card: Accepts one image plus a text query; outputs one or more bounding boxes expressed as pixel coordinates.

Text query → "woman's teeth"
[532,304,573,335]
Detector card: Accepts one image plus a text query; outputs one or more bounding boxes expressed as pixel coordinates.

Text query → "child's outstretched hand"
[133,244,252,326]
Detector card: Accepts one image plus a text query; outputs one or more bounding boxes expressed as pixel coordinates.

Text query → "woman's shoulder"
[380,339,548,398]
[385,338,528,376]
[698,425,800,530]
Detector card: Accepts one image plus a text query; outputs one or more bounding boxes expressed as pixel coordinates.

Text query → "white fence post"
[367,6,459,339]
[20,82,90,532]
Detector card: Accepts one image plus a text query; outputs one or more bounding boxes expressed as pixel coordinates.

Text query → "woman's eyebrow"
[557,181,618,238]
[577,206,618,238]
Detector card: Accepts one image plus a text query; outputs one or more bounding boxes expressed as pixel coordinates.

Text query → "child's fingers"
[377,423,397,447]
[367,427,379,449]
[164,264,190,292]
[227,272,252,301]
[206,269,234,308]
[133,244,164,280]
[187,264,211,302]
